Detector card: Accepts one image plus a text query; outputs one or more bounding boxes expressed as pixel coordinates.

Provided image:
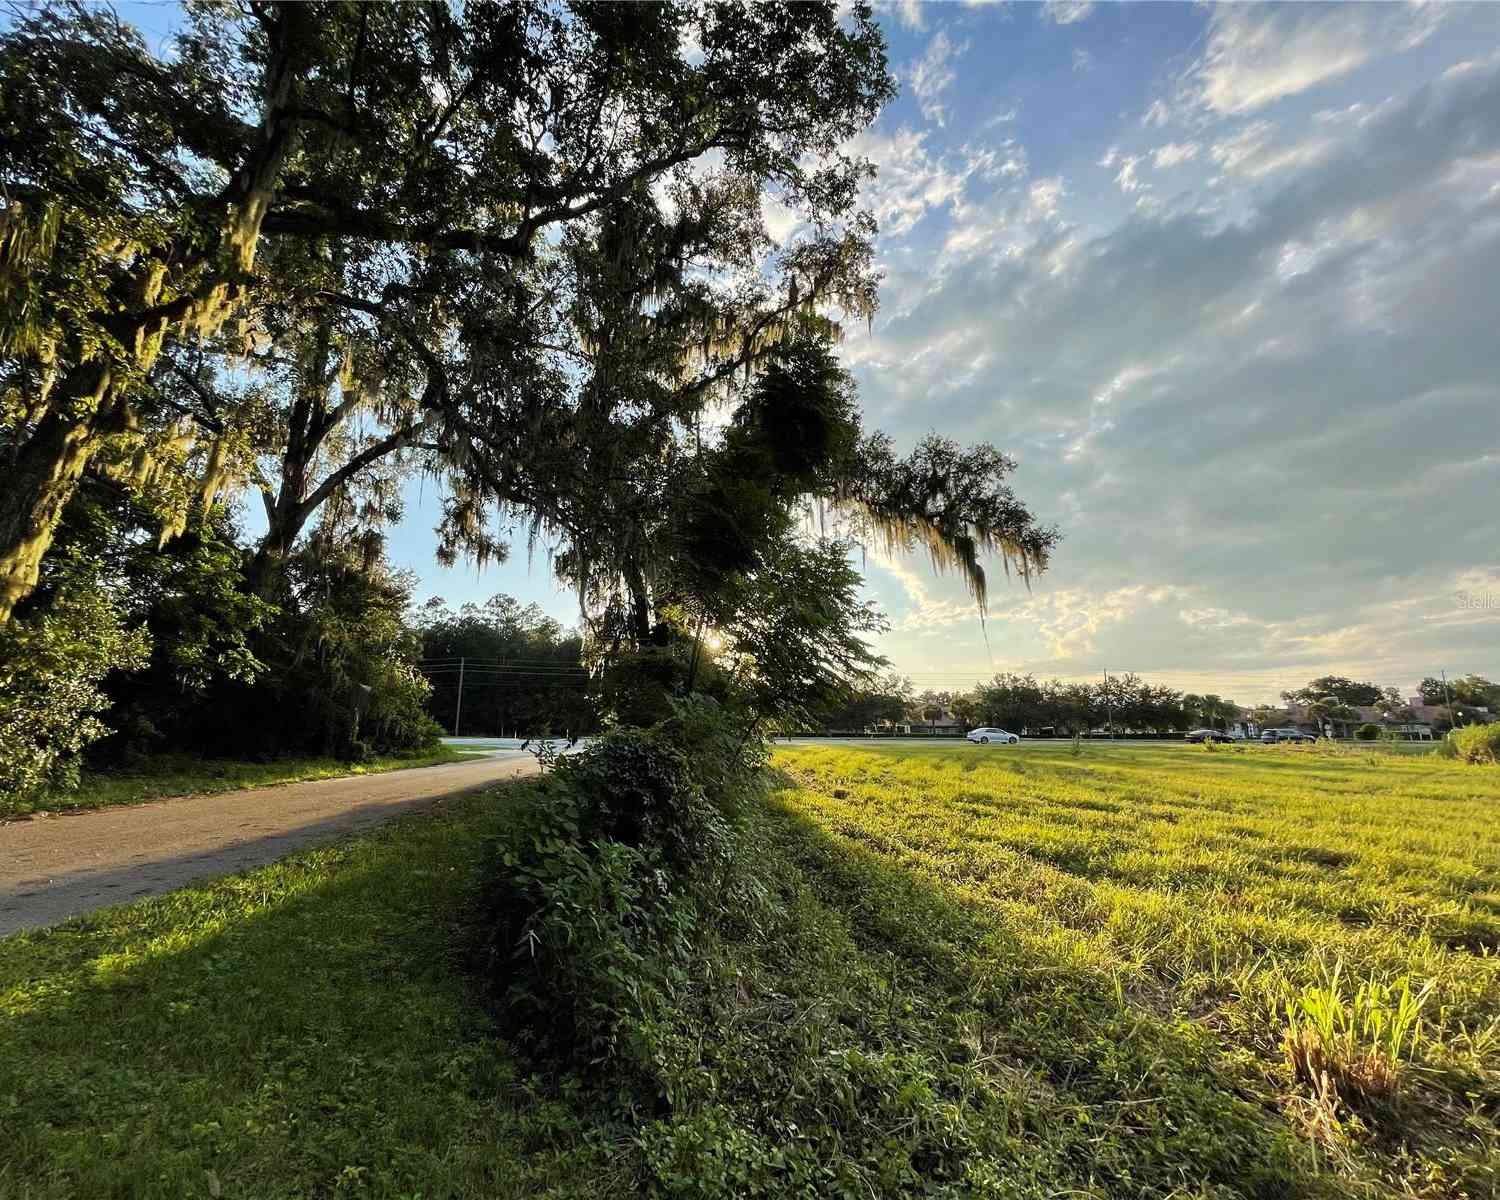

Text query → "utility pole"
[454,656,465,737]
[1442,668,1456,731]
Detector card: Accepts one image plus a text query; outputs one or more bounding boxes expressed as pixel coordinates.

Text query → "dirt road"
[0,752,539,939]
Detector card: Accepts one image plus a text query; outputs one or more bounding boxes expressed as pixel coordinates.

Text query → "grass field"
[1,742,1497,1197]
[0,744,465,821]
[773,740,1500,1194]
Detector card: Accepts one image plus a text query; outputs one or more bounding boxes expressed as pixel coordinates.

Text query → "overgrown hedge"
[475,698,765,1065]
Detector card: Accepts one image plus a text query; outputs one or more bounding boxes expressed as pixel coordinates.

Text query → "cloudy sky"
[391,1,1500,704]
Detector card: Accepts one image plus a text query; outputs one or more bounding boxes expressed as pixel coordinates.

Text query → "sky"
[177,0,1497,706]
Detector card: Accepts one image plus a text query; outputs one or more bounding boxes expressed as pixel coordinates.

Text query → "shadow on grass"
[0,790,620,1200]
[3,771,1359,1199]
[742,797,1326,1198]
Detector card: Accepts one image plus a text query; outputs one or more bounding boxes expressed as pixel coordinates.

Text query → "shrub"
[476,699,756,1065]
[0,584,149,806]
[1354,723,1382,741]
[1450,723,1500,765]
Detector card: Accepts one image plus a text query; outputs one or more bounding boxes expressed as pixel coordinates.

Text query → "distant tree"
[974,673,1045,733]
[1374,687,1415,725]
[1415,676,1500,729]
[413,594,595,737]
[1183,693,1237,731]
[1250,704,1284,730]
[1301,695,1356,737]
[1422,675,1500,710]
[811,672,909,732]
[1283,676,1384,707]
[949,689,983,730]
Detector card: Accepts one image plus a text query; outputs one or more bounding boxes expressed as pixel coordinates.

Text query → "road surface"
[0,748,543,940]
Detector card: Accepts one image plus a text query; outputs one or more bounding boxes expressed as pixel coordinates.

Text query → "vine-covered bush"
[476,698,759,1066]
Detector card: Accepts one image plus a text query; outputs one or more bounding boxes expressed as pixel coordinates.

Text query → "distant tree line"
[816,671,1500,736]
[412,595,597,739]
[818,672,1233,736]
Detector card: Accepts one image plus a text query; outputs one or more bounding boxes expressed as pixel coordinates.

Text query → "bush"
[476,699,758,1065]
[0,584,149,805]
[1450,723,1500,765]
[1354,723,1382,741]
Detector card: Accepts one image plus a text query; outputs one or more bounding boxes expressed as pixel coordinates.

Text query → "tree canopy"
[0,0,1060,794]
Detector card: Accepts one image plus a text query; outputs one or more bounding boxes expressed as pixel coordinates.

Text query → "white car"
[967,727,1020,745]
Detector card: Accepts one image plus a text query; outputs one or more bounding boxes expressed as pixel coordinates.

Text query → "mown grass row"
[771,741,1500,1194]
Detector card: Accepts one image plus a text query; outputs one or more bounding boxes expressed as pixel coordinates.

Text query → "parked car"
[1261,728,1317,743]
[967,727,1020,745]
[1184,728,1236,743]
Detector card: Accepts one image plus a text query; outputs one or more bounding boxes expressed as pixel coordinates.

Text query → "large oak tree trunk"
[0,7,308,624]
[0,363,114,622]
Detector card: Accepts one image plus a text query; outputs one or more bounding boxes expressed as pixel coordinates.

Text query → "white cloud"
[1112,154,1146,194]
[909,30,968,127]
[1207,120,1342,180]
[892,0,925,32]
[760,192,801,244]
[1141,98,1172,128]
[850,128,1005,239]
[1151,141,1200,169]
[1208,121,1275,172]
[846,54,1500,695]
[1191,4,1454,116]
[1040,0,1094,27]
[1072,47,1093,73]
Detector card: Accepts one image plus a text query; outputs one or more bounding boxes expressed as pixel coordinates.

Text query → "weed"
[1282,958,1433,1108]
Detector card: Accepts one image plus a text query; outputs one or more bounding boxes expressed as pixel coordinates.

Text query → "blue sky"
[172,0,1494,705]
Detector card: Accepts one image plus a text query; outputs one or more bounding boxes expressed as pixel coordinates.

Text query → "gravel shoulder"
[0,752,538,939]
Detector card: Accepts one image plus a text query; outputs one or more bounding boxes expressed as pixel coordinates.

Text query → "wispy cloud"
[1189,4,1452,116]
[1151,141,1200,169]
[1041,0,1094,27]
[908,30,968,127]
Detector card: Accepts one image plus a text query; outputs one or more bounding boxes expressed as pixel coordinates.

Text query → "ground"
[0,748,539,937]
[1,745,467,821]
[1,741,1496,1197]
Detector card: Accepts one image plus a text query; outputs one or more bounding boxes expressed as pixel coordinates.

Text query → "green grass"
[1,745,465,821]
[0,786,621,1200]
[771,740,1500,1194]
[2,743,1497,1197]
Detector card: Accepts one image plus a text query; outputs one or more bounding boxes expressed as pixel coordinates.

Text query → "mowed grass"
[771,740,1500,1194]
[0,788,623,1200]
[2,744,1498,1198]
[1,745,465,821]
